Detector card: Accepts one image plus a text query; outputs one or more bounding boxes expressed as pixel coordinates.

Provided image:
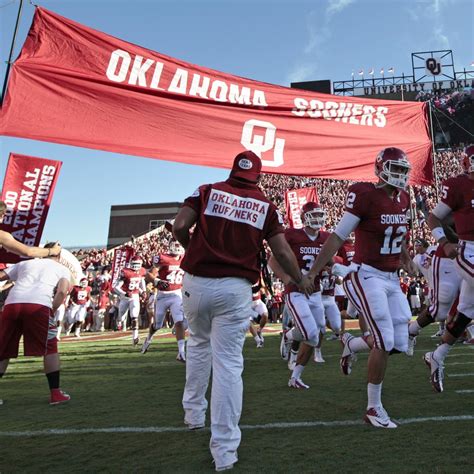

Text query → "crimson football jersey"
[321,273,338,296]
[440,174,474,241]
[70,286,91,305]
[284,228,330,293]
[119,267,146,297]
[345,183,410,272]
[153,254,184,291]
[339,240,355,265]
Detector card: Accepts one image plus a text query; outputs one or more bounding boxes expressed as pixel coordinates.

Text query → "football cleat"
[50,389,71,405]
[176,352,186,363]
[364,406,398,429]
[288,349,298,371]
[313,348,325,363]
[185,421,205,430]
[280,331,291,360]
[288,377,309,389]
[423,352,444,393]
[340,333,355,375]
[256,337,264,349]
[431,328,444,338]
[406,335,416,357]
[141,338,152,354]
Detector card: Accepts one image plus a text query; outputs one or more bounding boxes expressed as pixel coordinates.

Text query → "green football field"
[0,325,473,473]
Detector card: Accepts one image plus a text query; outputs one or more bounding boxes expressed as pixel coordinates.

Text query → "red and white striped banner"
[0,153,62,263]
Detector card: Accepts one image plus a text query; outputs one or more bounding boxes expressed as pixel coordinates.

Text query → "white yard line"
[455,390,474,394]
[448,373,474,377]
[0,415,473,437]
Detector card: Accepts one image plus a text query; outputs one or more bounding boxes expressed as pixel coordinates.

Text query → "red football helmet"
[79,277,88,288]
[169,240,184,256]
[301,202,326,230]
[130,256,143,271]
[374,147,411,189]
[462,144,474,173]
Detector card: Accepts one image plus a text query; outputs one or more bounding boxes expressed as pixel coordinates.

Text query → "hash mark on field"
[455,390,474,394]
[449,372,474,377]
[0,415,473,437]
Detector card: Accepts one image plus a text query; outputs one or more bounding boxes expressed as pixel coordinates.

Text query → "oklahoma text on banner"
[0,8,432,184]
[285,187,318,229]
[111,246,134,285]
[0,153,62,264]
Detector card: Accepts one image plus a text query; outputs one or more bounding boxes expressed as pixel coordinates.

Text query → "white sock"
[409,321,422,336]
[367,382,383,409]
[348,336,370,353]
[363,331,370,337]
[292,364,305,380]
[178,339,185,354]
[433,342,452,362]
[254,336,260,343]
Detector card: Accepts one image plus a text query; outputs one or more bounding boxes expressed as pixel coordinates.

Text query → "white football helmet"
[301,202,326,230]
[130,256,143,271]
[374,147,411,189]
[169,241,184,256]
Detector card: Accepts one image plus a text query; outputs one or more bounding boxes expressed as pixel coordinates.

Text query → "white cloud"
[287,0,355,83]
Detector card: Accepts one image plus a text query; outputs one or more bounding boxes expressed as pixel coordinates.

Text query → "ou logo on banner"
[240,119,285,167]
[425,57,442,76]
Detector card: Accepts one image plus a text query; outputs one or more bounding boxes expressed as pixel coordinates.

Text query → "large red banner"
[0,8,432,184]
[0,153,62,263]
[111,246,134,285]
[285,187,319,229]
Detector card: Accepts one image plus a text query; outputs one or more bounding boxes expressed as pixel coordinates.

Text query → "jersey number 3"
[380,226,406,255]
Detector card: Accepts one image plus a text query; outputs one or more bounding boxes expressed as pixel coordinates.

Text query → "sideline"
[0,415,473,437]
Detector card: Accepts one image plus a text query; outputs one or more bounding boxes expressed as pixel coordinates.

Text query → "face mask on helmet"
[169,241,184,256]
[301,203,326,230]
[130,258,143,271]
[462,145,474,173]
[375,147,411,189]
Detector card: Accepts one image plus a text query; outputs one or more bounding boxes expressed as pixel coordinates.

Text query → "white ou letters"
[240,119,285,167]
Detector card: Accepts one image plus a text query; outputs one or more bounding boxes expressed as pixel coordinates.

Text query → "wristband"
[432,227,446,242]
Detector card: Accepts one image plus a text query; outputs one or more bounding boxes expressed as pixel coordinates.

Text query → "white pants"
[66,303,87,324]
[54,304,66,324]
[118,295,140,322]
[429,255,461,321]
[154,291,185,328]
[455,241,474,318]
[322,295,341,332]
[250,299,267,321]
[181,273,251,468]
[342,278,361,318]
[285,291,325,345]
[350,264,411,352]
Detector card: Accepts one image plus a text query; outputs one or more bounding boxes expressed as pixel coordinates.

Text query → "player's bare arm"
[268,254,291,285]
[52,278,71,313]
[400,242,417,275]
[0,231,61,258]
[427,207,459,259]
[173,206,197,250]
[307,233,344,280]
[267,233,313,295]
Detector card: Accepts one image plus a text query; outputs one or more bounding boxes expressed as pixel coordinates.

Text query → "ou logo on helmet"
[240,119,285,167]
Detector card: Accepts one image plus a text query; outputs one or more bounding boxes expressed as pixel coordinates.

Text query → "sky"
[0,0,473,247]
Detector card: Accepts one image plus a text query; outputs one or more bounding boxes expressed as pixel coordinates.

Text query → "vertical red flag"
[284,187,319,229]
[0,153,62,263]
[111,245,135,285]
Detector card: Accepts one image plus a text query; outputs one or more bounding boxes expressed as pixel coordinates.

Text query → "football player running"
[114,255,146,345]
[307,148,414,428]
[424,145,474,392]
[247,281,269,348]
[142,241,187,362]
[64,277,91,338]
[270,202,328,389]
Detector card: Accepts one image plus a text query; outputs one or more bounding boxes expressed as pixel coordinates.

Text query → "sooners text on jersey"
[284,228,330,293]
[120,267,146,297]
[153,254,184,291]
[346,183,410,272]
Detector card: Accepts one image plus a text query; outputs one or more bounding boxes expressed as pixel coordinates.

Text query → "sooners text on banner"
[285,187,318,229]
[111,246,134,285]
[0,153,62,263]
[0,8,432,184]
